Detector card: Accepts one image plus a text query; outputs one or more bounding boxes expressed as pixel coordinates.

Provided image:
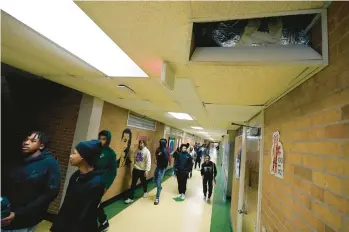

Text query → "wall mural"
[270,131,284,179]
[118,128,132,168]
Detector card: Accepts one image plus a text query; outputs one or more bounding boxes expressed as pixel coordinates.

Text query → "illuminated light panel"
[191,126,204,130]
[1,0,148,77]
[168,112,193,121]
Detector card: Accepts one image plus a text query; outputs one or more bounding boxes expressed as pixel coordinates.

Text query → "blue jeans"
[154,167,166,199]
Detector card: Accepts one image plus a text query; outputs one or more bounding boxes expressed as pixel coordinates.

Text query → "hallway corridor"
[36,149,232,232]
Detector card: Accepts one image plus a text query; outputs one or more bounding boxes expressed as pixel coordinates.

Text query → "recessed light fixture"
[200,131,208,134]
[191,126,203,130]
[1,1,148,78]
[168,112,193,120]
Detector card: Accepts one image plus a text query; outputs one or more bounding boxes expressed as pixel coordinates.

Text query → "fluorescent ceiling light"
[200,131,208,134]
[168,112,193,121]
[191,126,203,130]
[1,0,148,78]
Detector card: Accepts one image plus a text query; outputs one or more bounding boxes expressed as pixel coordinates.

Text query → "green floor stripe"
[104,169,174,219]
[210,154,233,232]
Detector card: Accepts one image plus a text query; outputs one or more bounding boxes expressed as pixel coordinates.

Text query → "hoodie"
[95,130,117,189]
[175,149,193,173]
[201,161,217,179]
[155,139,170,169]
[134,146,151,172]
[2,150,60,229]
[51,170,104,232]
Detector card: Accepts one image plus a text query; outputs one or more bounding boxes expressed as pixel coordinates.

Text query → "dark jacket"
[155,139,169,169]
[201,161,217,179]
[95,130,117,189]
[51,170,105,232]
[2,150,60,229]
[175,151,193,173]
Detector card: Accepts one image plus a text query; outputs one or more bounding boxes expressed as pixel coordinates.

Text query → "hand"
[1,212,15,227]
[144,171,148,177]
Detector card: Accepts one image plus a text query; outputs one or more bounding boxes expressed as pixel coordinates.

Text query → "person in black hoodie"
[201,155,217,202]
[174,144,193,200]
[51,140,104,232]
[153,139,170,205]
[1,131,60,232]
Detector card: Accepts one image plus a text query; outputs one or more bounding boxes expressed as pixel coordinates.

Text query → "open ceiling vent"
[189,9,328,65]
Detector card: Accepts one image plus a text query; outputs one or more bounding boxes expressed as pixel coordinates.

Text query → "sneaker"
[154,198,159,205]
[181,194,185,200]
[125,198,134,204]
[207,198,211,203]
[204,196,207,201]
[176,194,182,198]
[143,192,148,198]
[99,221,109,232]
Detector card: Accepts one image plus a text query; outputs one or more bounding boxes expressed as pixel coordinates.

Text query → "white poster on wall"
[270,131,284,179]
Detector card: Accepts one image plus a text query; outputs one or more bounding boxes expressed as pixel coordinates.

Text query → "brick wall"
[99,102,166,201]
[1,64,82,214]
[261,2,349,232]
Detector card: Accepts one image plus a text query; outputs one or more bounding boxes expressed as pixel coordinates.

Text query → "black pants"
[195,158,201,169]
[97,202,108,225]
[129,168,147,199]
[203,177,213,198]
[177,171,189,194]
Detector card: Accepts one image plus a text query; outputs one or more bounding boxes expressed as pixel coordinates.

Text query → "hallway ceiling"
[1,1,326,140]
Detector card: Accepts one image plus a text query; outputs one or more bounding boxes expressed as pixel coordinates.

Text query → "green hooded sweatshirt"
[96,130,117,189]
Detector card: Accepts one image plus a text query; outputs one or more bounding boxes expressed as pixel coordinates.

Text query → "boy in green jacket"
[96,130,117,232]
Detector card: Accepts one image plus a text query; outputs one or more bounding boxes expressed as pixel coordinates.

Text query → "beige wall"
[99,103,165,201]
[260,2,349,232]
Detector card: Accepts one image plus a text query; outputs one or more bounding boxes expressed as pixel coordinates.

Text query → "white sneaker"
[176,194,182,198]
[125,198,134,204]
[181,194,185,200]
[143,192,148,198]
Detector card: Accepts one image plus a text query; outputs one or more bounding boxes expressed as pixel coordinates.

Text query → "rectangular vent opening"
[189,10,327,65]
[127,111,157,131]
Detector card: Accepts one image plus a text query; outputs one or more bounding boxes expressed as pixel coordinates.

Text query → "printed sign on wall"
[270,131,284,179]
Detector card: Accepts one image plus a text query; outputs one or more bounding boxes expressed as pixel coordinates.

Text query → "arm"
[145,149,151,172]
[15,160,61,219]
[213,163,217,178]
[105,151,117,190]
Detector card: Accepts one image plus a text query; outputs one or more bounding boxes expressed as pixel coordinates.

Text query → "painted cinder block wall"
[261,2,349,232]
[99,102,166,201]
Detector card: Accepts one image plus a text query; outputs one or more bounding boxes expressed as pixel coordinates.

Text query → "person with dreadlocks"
[153,139,170,205]
[118,128,132,168]
[2,131,60,232]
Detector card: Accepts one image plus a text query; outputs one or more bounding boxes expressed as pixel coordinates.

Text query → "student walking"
[201,155,217,202]
[51,140,105,232]
[174,144,193,200]
[96,130,117,232]
[125,140,151,204]
[195,145,205,170]
[153,139,170,205]
[2,132,60,232]
[188,146,196,178]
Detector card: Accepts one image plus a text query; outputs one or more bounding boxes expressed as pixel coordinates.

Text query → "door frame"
[256,110,265,232]
[236,126,247,232]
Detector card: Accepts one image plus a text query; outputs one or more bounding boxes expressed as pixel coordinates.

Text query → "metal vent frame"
[127,111,157,131]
